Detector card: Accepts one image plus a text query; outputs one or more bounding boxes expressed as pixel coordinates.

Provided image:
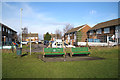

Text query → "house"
[22,33,39,42]
[64,24,91,45]
[0,23,17,45]
[50,33,57,41]
[87,18,120,44]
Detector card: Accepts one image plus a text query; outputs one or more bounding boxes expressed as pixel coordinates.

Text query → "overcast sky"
[2,2,118,39]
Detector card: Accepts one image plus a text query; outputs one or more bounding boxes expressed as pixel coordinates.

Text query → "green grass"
[2,46,119,78]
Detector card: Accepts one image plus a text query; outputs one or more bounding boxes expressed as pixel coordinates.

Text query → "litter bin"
[16,47,22,55]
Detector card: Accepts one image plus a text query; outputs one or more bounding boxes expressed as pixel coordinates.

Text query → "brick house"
[64,24,91,45]
[22,33,38,42]
[87,18,120,44]
[0,23,17,44]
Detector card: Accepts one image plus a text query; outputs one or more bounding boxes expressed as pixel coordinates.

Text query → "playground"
[2,45,119,78]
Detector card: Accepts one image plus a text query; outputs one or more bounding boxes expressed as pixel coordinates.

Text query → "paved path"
[25,44,47,52]
[38,54,105,62]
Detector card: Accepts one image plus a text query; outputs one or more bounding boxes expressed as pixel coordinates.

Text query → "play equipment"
[70,47,90,57]
[43,48,66,58]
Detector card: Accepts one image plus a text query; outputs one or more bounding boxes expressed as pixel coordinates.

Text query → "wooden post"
[43,48,44,58]
[62,39,64,48]
[70,48,72,57]
[56,39,57,48]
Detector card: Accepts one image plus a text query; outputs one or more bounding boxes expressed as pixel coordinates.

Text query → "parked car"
[21,41,28,45]
[77,41,118,47]
[36,41,42,44]
[51,39,75,48]
[108,41,118,46]
[30,41,36,44]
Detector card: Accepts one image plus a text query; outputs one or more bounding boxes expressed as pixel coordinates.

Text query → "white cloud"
[89,10,97,15]
[2,2,63,36]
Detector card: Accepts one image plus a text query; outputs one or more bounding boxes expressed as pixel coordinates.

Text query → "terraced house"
[64,24,91,45]
[87,18,120,44]
[22,33,39,42]
[0,23,17,44]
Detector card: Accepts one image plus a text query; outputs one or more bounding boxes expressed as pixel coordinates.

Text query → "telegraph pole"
[20,8,23,48]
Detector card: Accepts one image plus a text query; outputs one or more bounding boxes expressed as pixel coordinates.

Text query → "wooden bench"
[70,47,90,57]
[43,48,66,58]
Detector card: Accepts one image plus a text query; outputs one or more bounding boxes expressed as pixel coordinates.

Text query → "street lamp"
[30,32,31,55]
[20,8,23,48]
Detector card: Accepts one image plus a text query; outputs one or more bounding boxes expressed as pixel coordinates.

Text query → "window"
[90,31,93,35]
[9,38,11,41]
[109,36,115,42]
[115,26,120,33]
[8,30,10,34]
[10,31,11,34]
[3,27,4,31]
[104,28,110,33]
[6,28,8,33]
[96,29,102,34]
[74,35,76,40]
[68,35,70,40]
[70,33,72,36]
[57,44,60,46]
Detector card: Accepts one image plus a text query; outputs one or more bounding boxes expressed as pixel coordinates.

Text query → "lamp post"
[30,32,31,55]
[20,8,23,48]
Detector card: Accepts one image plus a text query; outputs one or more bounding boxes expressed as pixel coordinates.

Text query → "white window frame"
[115,26,120,32]
[96,29,102,34]
[3,27,4,31]
[104,28,110,33]
[8,30,10,34]
[90,31,93,35]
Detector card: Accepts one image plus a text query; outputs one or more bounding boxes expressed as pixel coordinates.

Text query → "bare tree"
[55,29,62,39]
[21,27,28,41]
[63,24,74,34]
[21,27,28,34]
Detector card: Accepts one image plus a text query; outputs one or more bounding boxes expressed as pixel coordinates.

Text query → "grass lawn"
[2,46,119,78]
